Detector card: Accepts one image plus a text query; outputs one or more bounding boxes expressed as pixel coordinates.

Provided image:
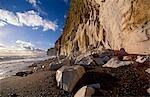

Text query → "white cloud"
[0,9,21,26]
[26,0,37,7]
[49,43,54,47]
[0,21,7,27]
[16,40,34,50]
[0,43,5,48]
[26,0,47,16]
[0,9,58,31]
[0,40,46,56]
[32,27,38,30]
[15,40,46,53]
[16,10,58,31]
[60,28,63,32]
[64,14,67,19]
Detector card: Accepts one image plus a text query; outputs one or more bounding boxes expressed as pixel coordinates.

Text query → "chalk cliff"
[55,0,150,55]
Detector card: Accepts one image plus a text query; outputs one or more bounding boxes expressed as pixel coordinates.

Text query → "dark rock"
[15,71,33,77]
[87,83,100,89]
[94,56,110,65]
[75,56,94,66]
[49,62,63,71]
[28,63,38,68]
[9,93,18,97]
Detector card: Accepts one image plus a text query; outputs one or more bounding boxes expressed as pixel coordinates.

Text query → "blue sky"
[0,0,70,52]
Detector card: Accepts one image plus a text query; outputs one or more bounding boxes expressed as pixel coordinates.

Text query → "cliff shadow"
[72,72,119,94]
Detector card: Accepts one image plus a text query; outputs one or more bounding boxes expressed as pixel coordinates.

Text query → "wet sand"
[0,58,73,97]
[0,56,51,80]
[0,71,72,97]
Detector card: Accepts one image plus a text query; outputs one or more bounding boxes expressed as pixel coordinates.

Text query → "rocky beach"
[0,0,150,97]
[0,50,150,97]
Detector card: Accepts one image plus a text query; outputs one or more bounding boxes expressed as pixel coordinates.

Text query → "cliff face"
[56,0,150,55]
[47,48,56,56]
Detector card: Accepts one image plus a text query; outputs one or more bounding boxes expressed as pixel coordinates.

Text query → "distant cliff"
[47,48,56,56]
[55,0,150,55]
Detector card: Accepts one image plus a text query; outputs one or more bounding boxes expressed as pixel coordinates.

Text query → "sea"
[0,55,51,80]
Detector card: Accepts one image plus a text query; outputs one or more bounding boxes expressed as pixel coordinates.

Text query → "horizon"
[0,0,70,56]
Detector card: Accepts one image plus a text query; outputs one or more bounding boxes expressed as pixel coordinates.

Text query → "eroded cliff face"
[55,0,150,55]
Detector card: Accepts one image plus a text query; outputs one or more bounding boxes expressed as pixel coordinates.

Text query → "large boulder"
[103,57,133,68]
[147,88,150,94]
[15,71,33,77]
[92,50,113,65]
[145,68,150,74]
[74,50,112,66]
[49,62,63,71]
[136,56,150,63]
[123,56,134,61]
[94,56,110,65]
[74,86,95,97]
[88,83,100,89]
[56,65,85,92]
[74,51,94,66]
[75,56,94,66]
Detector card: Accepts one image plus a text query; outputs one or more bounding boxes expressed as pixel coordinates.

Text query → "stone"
[16,72,28,77]
[145,68,150,74]
[123,56,133,61]
[87,83,100,89]
[94,58,104,65]
[94,56,110,65]
[136,56,150,63]
[56,65,85,92]
[103,57,133,68]
[9,93,18,97]
[49,62,63,71]
[15,71,33,77]
[33,67,38,71]
[42,65,45,69]
[75,57,94,66]
[74,86,95,97]
[147,88,150,94]
[28,64,37,68]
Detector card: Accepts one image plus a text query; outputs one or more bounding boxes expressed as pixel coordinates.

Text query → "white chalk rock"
[103,57,133,68]
[74,86,95,97]
[56,65,85,92]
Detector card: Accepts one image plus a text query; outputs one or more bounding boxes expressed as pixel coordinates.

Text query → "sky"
[0,0,70,56]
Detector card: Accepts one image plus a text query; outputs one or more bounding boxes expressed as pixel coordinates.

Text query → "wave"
[0,56,53,80]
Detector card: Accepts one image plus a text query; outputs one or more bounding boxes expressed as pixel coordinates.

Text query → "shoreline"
[0,56,53,80]
[0,53,150,97]
[0,57,73,97]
